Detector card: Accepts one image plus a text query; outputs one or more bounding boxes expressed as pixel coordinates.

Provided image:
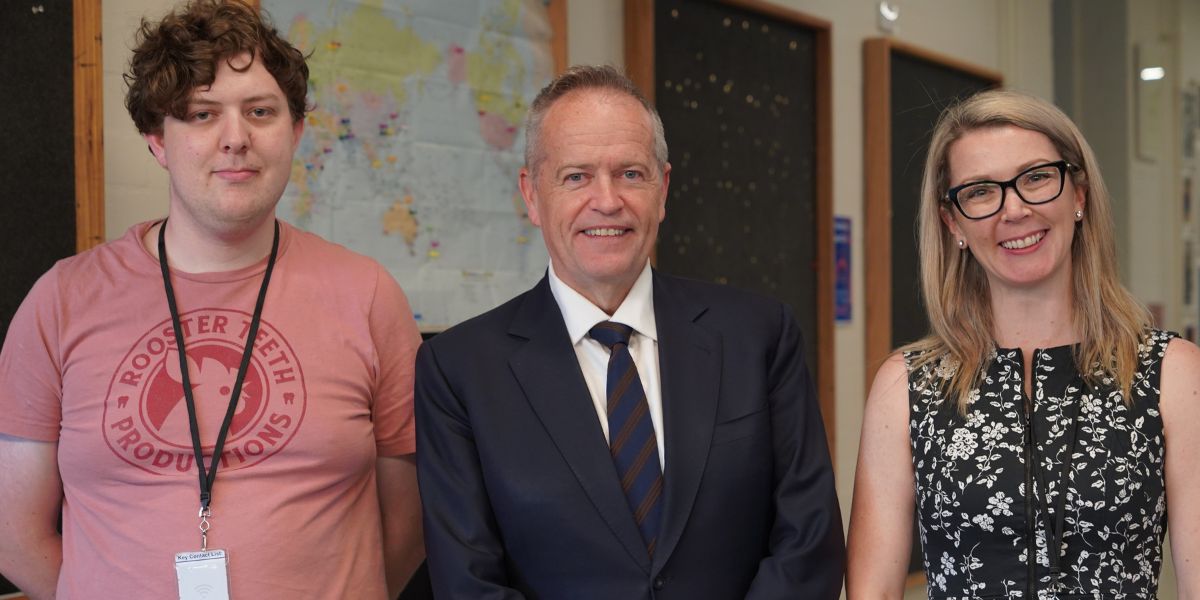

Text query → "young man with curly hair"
[0,2,424,598]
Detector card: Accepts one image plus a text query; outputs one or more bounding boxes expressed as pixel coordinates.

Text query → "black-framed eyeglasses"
[945,160,1078,220]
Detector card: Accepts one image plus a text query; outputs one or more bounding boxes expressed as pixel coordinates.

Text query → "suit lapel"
[507,277,652,572]
[651,273,721,570]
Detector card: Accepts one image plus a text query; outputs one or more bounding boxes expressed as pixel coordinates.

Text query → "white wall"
[1127,0,1179,326]
[103,0,171,240]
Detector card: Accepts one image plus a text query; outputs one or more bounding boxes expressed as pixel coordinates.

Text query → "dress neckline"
[992,342,1078,361]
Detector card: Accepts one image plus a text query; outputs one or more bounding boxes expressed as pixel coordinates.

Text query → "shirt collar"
[547,260,658,345]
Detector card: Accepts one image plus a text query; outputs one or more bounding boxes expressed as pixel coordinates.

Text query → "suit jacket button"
[653,577,665,590]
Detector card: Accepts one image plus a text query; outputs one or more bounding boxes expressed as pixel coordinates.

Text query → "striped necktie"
[589,321,664,556]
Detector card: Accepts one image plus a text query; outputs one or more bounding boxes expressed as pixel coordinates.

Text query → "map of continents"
[263,0,555,329]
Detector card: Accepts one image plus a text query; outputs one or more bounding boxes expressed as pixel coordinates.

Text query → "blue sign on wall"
[834,217,851,322]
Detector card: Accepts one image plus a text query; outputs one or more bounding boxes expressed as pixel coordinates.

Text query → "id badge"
[175,549,231,600]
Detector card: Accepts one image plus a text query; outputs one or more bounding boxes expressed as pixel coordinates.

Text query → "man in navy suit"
[415,65,844,599]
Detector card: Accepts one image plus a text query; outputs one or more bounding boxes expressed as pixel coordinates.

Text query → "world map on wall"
[262,0,555,329]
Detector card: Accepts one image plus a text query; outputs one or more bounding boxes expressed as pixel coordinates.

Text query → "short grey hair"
[524,65,668,174]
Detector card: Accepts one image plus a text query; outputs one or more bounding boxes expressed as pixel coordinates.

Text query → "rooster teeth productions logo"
[103,309,307,475]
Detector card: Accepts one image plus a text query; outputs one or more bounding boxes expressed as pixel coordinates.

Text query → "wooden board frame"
[75,0,104,252]
[547,0,568,74]
[624,0,836,456]
[862,37,1003,390]
[862,37,1002,592]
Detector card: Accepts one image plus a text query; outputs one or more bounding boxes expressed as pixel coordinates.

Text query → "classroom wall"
[102,1,1052,538]
[103,0,170,241]
[103,2,1198,598]
[1127,0,1180,327]
[100,0,1053,548]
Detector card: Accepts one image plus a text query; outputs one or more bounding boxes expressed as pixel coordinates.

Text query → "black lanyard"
[1024,367,1084,592]
[157,219,280,516]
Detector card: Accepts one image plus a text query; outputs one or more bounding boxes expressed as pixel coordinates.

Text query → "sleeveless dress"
[907,329,1175,599]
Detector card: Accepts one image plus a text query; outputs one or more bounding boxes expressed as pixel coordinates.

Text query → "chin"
[992,268,1065,290]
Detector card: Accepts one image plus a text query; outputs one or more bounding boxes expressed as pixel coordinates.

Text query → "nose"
[999,184,1028,222]
[590,173,623,214]
[220,115,250,154]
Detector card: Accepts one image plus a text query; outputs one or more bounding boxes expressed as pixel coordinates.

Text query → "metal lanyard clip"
[199,505,213,551]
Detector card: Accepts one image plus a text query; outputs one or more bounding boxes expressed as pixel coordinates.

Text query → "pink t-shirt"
[0,220,420,599]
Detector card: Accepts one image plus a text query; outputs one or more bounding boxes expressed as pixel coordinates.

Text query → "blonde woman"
[847,90,1200,599]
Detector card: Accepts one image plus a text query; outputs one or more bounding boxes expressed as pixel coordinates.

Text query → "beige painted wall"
[103,0,171,240]
[1127,0,1180,326]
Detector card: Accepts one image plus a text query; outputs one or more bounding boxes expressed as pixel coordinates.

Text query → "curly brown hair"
[124,0,309,134]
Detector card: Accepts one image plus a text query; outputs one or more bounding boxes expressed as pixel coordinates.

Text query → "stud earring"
[1075,209,1083,220]
[957,239,966,249]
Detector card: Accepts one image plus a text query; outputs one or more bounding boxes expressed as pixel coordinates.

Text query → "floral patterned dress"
[907,329,1175,599]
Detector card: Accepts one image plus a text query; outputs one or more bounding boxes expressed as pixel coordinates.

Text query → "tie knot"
[589,321,634,349]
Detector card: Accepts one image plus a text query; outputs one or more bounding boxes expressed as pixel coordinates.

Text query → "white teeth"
[584,228,626,237]
[1000,231,1045,249]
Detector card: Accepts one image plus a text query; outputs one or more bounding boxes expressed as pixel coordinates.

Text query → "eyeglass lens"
[953,163,1066,219]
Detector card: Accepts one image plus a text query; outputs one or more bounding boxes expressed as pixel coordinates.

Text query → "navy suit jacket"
[415,272,844,599]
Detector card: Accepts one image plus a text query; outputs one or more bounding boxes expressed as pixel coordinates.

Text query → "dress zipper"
[1022,359,1037,599]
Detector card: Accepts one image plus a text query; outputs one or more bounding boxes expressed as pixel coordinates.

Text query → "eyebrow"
[187,94,284,107]
[957,158,1060,184]
[554,163,593,176]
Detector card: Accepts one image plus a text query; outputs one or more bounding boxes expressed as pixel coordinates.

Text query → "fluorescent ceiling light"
[1140,67,1165,81]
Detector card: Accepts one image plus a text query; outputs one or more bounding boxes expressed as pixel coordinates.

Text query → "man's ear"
[657,162,671,223]
[144,130,169,169]
[292,116,305,151]
[519,166,541,227]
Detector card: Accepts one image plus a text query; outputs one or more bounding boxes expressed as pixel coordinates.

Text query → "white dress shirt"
[547,260,665,466]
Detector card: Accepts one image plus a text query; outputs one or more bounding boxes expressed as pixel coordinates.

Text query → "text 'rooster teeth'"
[1000,231,1046,250]
[583,227,630,237]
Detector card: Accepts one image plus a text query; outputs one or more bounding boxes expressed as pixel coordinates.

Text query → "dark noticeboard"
[0,1,74,594]
[862,38,1002,586]
[625,0,835,453]
[0,0,103,344]
[0,1,76,346]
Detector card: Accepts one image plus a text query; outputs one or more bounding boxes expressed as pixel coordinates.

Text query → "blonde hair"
[903,90,1149,411]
